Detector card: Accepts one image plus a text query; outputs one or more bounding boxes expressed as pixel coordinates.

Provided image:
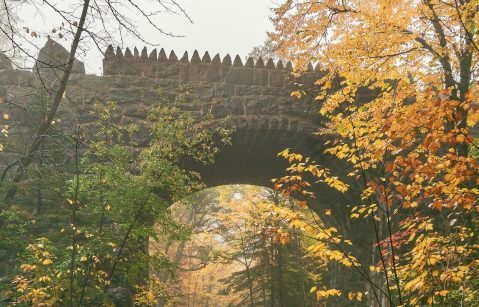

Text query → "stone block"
[204,64,222,82]
[143,90,160,104]
[225,67,254,85]
[6,86,37,99]
[103,57,119,75]
[211,102,228,118]
[178,63,189,81]
[103,88,143,104]
[0,52,12,70]
[268,71,287,88]
[157,63,179,79]
[269,117,282,130]
[18,71,37,87]
[253,69,268,86]
[192,83,215,100]
[185,63,202,82]
[225,97,245,115]
[119,58,140,75]
[142,58,157,78]
[0,69,19,85]
[215,84,234,98]
[36,38,85,75]
[245,96,278,115]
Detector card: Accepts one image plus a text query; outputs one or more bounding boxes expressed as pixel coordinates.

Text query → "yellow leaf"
[357,292,363,301]
[429,256,439,265]
[39,276,51,282]
[438,290,449,296]
[467,109,479,126]
[42,259,52,265]
[278,148,290,157]
[407,232,415,243]
[291,91,303,99]
[294,153,303,161]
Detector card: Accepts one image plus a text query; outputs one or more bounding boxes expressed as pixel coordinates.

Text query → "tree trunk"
[2,0,91,201]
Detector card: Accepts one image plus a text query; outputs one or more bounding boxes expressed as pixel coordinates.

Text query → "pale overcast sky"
[17,0,276,74]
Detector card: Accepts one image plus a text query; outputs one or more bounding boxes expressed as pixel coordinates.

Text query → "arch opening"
[150,184,324,307]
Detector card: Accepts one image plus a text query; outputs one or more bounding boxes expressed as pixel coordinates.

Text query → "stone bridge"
[0,39,339,193]
[0,39,373,294]
[4,39,477,300]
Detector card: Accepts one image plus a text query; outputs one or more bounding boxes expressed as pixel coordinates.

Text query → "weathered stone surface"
[202,52,211,63]
[0,41,326,151]
[192,83,215,99]
[36,38,85,75]
[0,69,19,85]
[226,97,245,115]
[256,58,265,68]
[17,71,37,87]
[0,52,12,70]
[266,59,275,69]
[245,96,278,115]
[268,70,287,88]
[158,62,179,79]
[226,67,254,85]
[253,69,268,86]
[158,49,167,62]
[102,88,144,103]
[143,90,161,104]
[214,84,235,98]
[0,40,327,191]
[186,61,202,82]
[222,54,232,66]
[180,51,189,63]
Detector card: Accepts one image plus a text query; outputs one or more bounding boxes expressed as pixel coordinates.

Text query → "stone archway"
[0,40,373,299]
[0,39,346,216]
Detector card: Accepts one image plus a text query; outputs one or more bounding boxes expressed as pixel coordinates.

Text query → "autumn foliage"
[2,0,479,306]
[271,0,479,305]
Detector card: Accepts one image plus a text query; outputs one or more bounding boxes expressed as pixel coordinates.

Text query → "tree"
[168,185,328,307]
[271,0,479,305]
[4,84,231,305]
[0,0,15,51]
[247,38,285,63]
[0,0,192,201]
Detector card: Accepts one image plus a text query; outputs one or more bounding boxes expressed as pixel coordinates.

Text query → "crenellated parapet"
[0,39,333,144]
[102,46,322,88]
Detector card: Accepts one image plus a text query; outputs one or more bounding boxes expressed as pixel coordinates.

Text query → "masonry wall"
[0,40,326,142]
